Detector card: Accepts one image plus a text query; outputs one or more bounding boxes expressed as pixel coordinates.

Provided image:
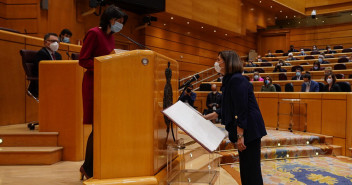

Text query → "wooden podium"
[85,50,179,184]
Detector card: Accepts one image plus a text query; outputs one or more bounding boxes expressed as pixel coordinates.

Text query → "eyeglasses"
[46,40,59,43]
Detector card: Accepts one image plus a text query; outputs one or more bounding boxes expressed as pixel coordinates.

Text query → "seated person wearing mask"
[261,76,276,92]
[273,63,287,72]
[245,60,258,67]
[324,46,336,54]
[286,53,298,61]
[278,59,291,66]
[318,55,329,64]
[266,50,275,57]
[298,48,307,56]
[292,68,303,80]
[256,55,263,62]
[324,73,341,92]
[180,85,197,107]
[288,45,298,52]
[204,84,222,115]
[251,71,264,81]
[59,29,72,43]
[30,33,62,98]
[310,61,324,71]
[312,45,319,52]
[301,73,319,92]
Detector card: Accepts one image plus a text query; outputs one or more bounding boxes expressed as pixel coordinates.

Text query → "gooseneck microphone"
[179,74,200,89]
[118,33,151,50]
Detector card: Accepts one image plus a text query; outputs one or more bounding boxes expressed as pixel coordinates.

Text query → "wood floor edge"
[83,176,158,185]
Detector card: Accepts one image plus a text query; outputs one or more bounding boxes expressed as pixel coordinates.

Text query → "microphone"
[179,74,200,89]
[118,33,152,50]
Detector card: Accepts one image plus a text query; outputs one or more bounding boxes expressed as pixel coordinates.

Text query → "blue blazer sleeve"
[312,81,319,92]
[230,76,249,129]
[301,83,306,92]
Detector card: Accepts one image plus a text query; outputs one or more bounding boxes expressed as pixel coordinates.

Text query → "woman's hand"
[236,126,246,152]
[203,112,218,120]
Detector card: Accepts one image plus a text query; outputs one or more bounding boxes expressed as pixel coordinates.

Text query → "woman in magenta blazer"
[79,5,127,180]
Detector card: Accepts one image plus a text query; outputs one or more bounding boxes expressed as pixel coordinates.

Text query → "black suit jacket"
[29,47,62,98]
[291,75,303,80]
[324,84,341,92]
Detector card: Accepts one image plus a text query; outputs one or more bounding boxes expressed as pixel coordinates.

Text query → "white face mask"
[49,42,59,52]
[111,22,123,33]
[327,78,332,84]
[214,62,222,73]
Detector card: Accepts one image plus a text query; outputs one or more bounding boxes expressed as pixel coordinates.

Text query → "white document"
[162,101,226,152]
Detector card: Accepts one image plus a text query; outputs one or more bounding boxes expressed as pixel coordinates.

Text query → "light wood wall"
[258,23,352,55]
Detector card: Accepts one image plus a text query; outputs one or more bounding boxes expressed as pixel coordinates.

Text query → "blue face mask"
[318,58,323,63]
[111,22,123,33]
[296,72,301,76]
[62,37,70,43]
[265,80,269,85]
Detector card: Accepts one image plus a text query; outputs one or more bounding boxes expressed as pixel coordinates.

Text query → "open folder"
[162,101,226,152]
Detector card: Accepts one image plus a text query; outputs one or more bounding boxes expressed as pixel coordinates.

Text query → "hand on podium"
[203,112,218,120]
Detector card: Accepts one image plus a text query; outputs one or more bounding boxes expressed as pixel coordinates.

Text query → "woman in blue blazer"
[205,50,267,185]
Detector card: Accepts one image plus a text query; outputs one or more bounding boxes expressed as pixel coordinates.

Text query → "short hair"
[264,75,273,85]
[290,45,294,47]
[303,73,311,80]
[296,68,302,72]
[325,73,336,84]
[313,61,320,69]
[44,33,58,41]
[100,5,128,33]
[60,29,72,36]
[219,50,243,75]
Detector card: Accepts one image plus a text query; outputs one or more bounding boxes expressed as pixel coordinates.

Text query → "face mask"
[265,80,269,85]
[268,53,272,56]
[111,22,123,33]
[313,47,317,50]
[318,58,323,63]
[214,62,222,73]
[296,72,301,76]
[254,75,259,80]
[49,42,59,52]
[327,78,332,84]
[62,37,70,43]
[313,66,318,70]
[328,49,331,51]
[301,51,305,54]
[258,59,262,62]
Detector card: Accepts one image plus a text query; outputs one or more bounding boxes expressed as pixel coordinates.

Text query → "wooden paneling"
[0,4,37,19]
[259,34,286,55]
[274,0,305,14]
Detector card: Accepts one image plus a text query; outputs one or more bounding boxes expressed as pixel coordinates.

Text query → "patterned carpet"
[223,156,352,185]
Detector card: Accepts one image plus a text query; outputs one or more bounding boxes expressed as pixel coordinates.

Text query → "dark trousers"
[83,131,93,177]
[238,138,263,185]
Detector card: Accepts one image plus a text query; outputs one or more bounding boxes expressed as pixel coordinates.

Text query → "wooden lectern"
[85,50,179,184]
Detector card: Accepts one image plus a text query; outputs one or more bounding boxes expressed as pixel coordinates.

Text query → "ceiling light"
[163,23,166,26]
[187,21,189,24]
[171,17,174,20]
[225,34,227,36]
[294,15,296,18]
[298,22,301,24]
[201,26,204,29]
[259,1,261,3]
[250,8,254,11]
[214,30,216,32]
[187,32,190,35]
[275,17,277,19]
[286,16,288,18]
[270,6,273,8]
[280,10,282,13]
[322,20,325,23]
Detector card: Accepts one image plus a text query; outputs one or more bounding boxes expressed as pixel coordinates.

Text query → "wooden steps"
[0,124,62,165]
[0,147,63,165]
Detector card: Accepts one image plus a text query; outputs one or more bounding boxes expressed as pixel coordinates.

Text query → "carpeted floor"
[222,156,352,185]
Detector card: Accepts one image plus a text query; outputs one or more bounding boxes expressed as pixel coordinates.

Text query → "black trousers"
[238,138,263,185]
[83,131,93,177]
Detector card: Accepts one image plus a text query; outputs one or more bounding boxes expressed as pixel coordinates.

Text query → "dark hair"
[264,75,273,85]
[60,29,72,37]
[219,50,243,74]
[290,45,294,47]
[313,61,320,69]
[303,73,311,80]
[100,5,128,32]
[44,33,58,41]
[325,73,336,84]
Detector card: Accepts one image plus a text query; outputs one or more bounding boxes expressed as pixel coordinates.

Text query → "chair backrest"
[318,82,325,92]
[285,83,294,92]
[300,62,309,65]
[334,63,346,70]
[262,59,268,62]
[349,74,352,79]
[291,65,303,72]
[279,73,287,80]
[325,55,334,58]
[283,53,289,56]
[71,53,80,60]
[275,50,284,53]
[304,56,315,60]
[199,83,212,91]
[336,82,351,92]
[260,62,272,67]
[271,58,279,61]
[0,27,20,33]
[338,57,349,63]
[310,51,321,55]
[303,48,311,51]
[342,48,352,53]
[254,68,265,73]
[273,84,281,92]
[19,49,38,79]
[335,74,344,79]
[333,45,343,49]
